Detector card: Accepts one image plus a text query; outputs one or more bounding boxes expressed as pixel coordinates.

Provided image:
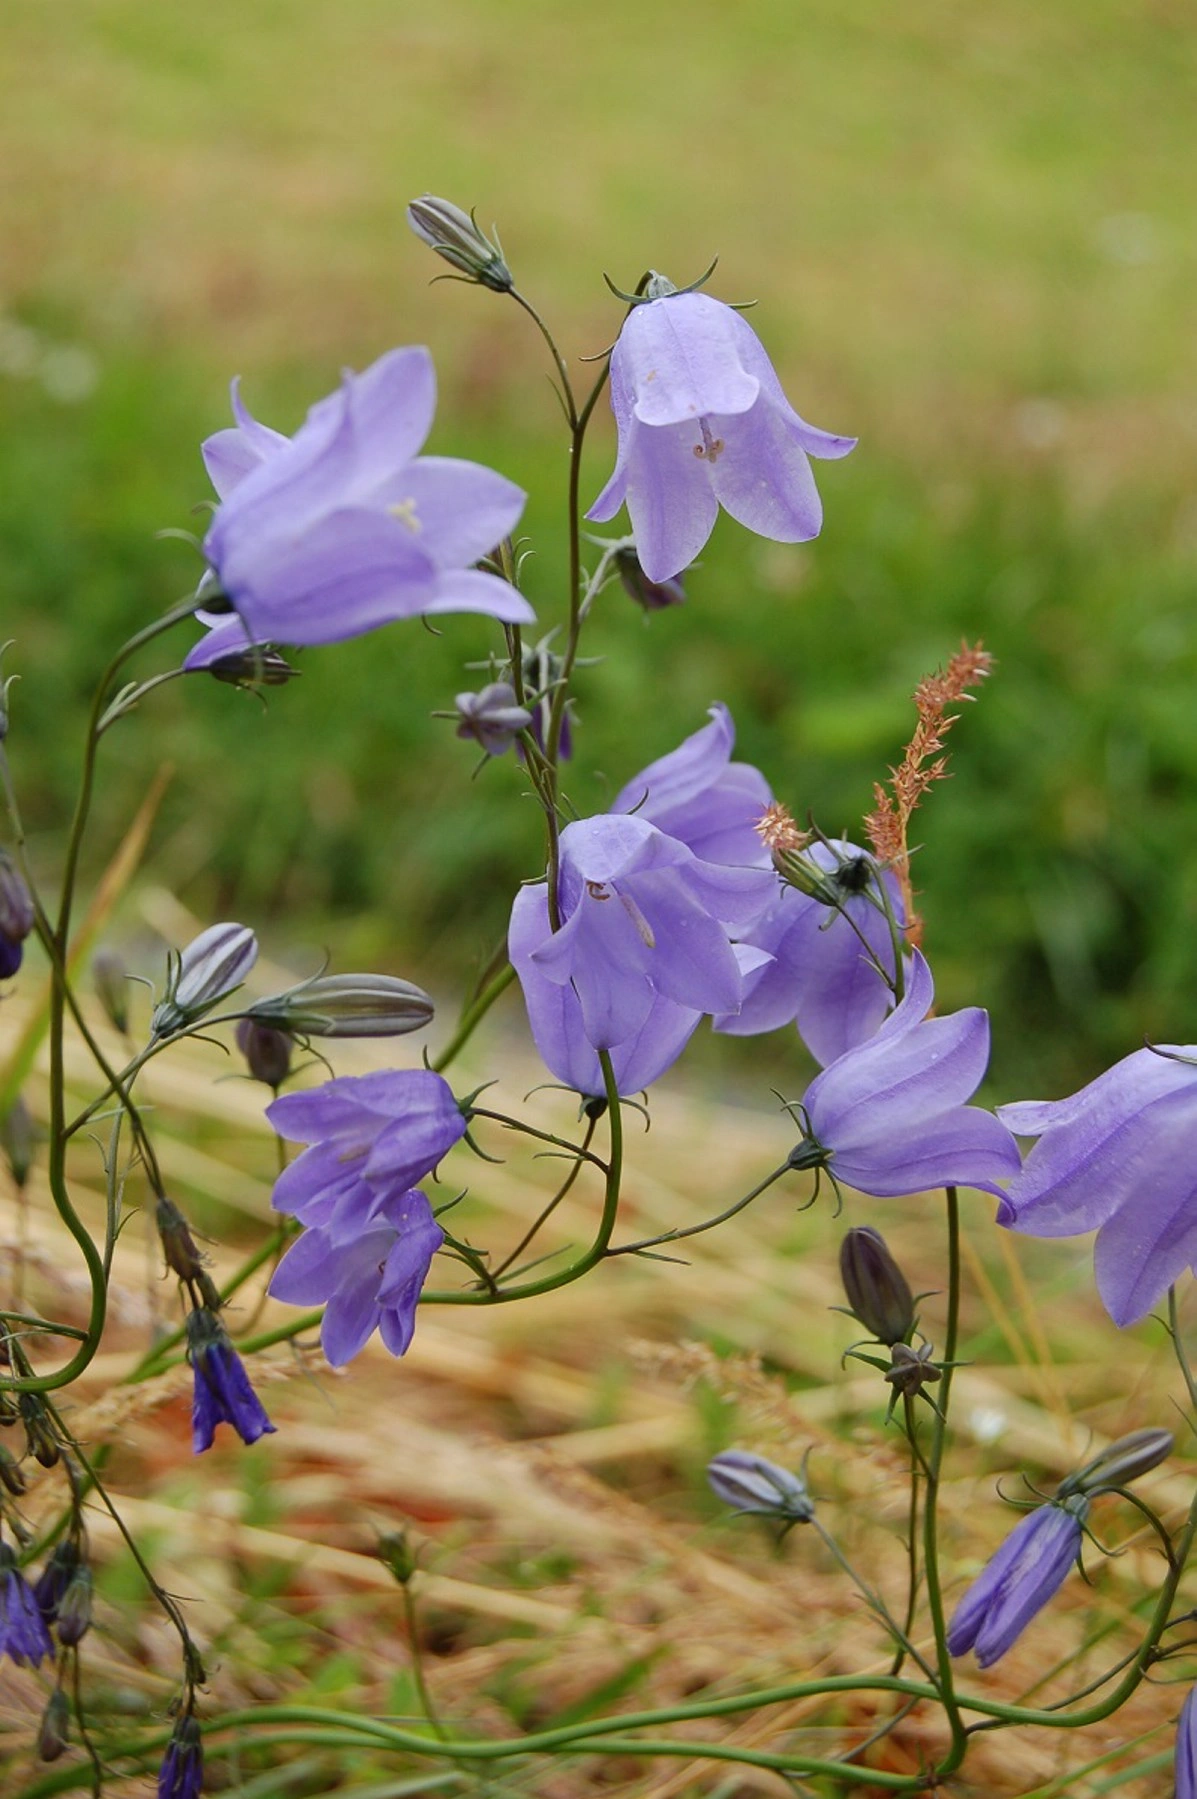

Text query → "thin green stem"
[924,1184,967,1777]
[432,963,517,1073]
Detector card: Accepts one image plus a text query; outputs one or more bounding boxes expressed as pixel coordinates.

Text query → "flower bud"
[0,856,35,978]
[0,1443,25,1495]
[454,683,532,757]
[152,922,258,1037]
[37,1689,70,1762]
[706,1449,815,1524]
[20,1395,60,1468]
[235,1017,293,1089]
[1058,1427,1174,1500]
[246,973,434,1041]
[0,1097,36,1190]
[92,946,130,1034]
[55,1565,93,1646]
[34,1540,80,1625]
[883,1341,942,1403]
[613,544,686,612]
[208,646,297,688]
[407,196,513,292]
[839,1227,915,1346]
[378,1528,417,1585]
[156,1195,208,1285]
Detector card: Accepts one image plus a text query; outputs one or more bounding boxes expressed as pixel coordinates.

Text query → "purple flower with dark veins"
[947,1499,1086,1668]
[587,284,855,583]
[190,346,532,656]
[610,703,775,878]
[795,952,1020,1199]
[997,1046,1197,1327]
[186,1310,276,1454]
[268,1068,467,1242]
[0,1544,54,1667]
[269,1187,444,1364]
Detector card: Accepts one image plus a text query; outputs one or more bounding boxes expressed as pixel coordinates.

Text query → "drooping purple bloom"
[611,703,774,878]
[186,1310,276,1454]
[997,1046,1197,1328]
[947,1499,1086,1668]
[1177,1688,1197,1799]
[706,1450,815,1524]
[0,1546,54,1668]
[194,346,532,652]
[454,682,533,756]
[158,1717,203,1799]
[269,1187,444,1364]
[797,952,1020,1199]
[587,288,856,583]
[716,841,904,1066]
[0,859,35,980]
[268,1068,467,1243]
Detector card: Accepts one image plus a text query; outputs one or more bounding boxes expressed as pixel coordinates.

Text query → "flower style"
[0,1545,53,1667]
[192,346,532,653]
[268,1068,467,1242]
[947,1499,1086,1668]
[1177,1688,1197,1799]
[997,1046,1197,1327]
[610,703,775,878]
[795,952,1020,1199]
[715,840,903,1066]
[587,287,855,583]
[186,1310,276,1454]
[269,1187,444,1365]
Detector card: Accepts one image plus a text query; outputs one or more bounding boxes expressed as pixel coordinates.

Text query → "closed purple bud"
[407,195,513,292]
[1058,1427,1173,1499]
[947,1499,1086,1667]
[0,1545,54,1667]
[158,1715,203,1799]
[840,1227,915,1346]
[34,1540,80,1625]
[706,1449,815,1523]
[54,1565,93,1646]
[1177,1688,1197,1799]
[0,1097,36,1191]
[248,973,434,1041]
[92,946,130,1034]
[454,682,532,756]
[37,1688,70,1762]
[186,1309,276,1454]
[235,1017,293,1089]
[153,922,258,1036]
[613,543,686,611]
[0,857,34,976]
[20,1396,59,1468]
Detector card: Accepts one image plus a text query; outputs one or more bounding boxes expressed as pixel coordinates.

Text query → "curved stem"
[432,963,517,1074]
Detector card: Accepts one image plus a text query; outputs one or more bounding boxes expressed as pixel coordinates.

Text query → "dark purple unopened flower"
[195,346,532,652]
[0,858,35,979]
[947,1499,1086,1668]
[268,1068,467,1242]
[796,952,1020,1199]
[269,1187,444,1364]
[1177,1688,1197,1799]
[611,703,775,880]
[716,840,903,1066]
[707,1449,815,1523]
[613,543,686,611]
[997,1047,1197,1328]
[158,1716,203,1799]
[587,286,855,583]
[186,1310,276,1455]
[33,1540,80,1627]
[0,1545,53,1667]
[455,681,533,756]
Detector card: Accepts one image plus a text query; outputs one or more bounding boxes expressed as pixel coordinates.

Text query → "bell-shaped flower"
[186,1309,276,1454]
[715,840,903,1065]
[796,953,1020,1199]
[526,813,771,1055]
[157,1718,204,1799]
[610,703,774,880]
[0,1546,53,1668]
[997,1046,1197,1327]
[587,288,855,583]
[1177,1689,1197,1799]
[269,1187,444,1364]
[268,1068,466,1243]
[706,1449,815,1524]
[947,1498,1086,1668]
[197,346,532,650]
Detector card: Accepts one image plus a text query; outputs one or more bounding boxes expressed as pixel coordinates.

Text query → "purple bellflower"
[997,1046,1197,1327]
[186,1310,276,1455]
[158,1717,203,1799]
[0,1546,53,1667]
[610,703,775,878]
[706,1450,815,1524]
[269,1187,444,1364]
[794,952,1020,1199]
[268,1068,467,1243]
[716,841,903,1066]
[947,1498,1086,1668]
[0,859,35,980]
[1177,1688,1197,1799]
[587,286,856,584]
[191,346,532,655]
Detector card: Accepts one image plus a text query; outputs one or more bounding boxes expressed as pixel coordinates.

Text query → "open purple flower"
[0,1546,53,1668]
[1177,1688,1197,1799]
[716,841,903,1066]
[947,1499,1086,1668]
[611,703,774,877]
[796,952,1020,1199]
[186,1310,276,1454]
[269,1187,444,1364]
[194,346,532,652]
[268,1068,467,1243]
[997,1046,1197,1327]
[587,287,855,583]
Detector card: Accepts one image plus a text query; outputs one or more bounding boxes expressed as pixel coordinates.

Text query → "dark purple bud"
[92,946,131,1034]
[0,1444,25,1495]
[235,1016,293,1089]
[407,195,513,292]
[208,646,297,687]
[248,974,434,1041]
[0,1545,54,1667]
[839,1227,915,1346]
[156,1195,208,1284]
[613,543,686,611]
[186,1309,276,1454]
[37,1688,70,1762]
[20,1396,59,1468]
[0,857,35,975]
[34,1540,80,1625]
[454,682,532,757]
[1058,1427,1173,1499]
[706,1449,815,1524]
[158,1715,203,1799]
[0,1096,36,1190]
[54,1565,93,1646]
[153,922,258,1037]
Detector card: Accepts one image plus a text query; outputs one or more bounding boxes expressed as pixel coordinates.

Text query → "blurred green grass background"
[2,0,1195,1090]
